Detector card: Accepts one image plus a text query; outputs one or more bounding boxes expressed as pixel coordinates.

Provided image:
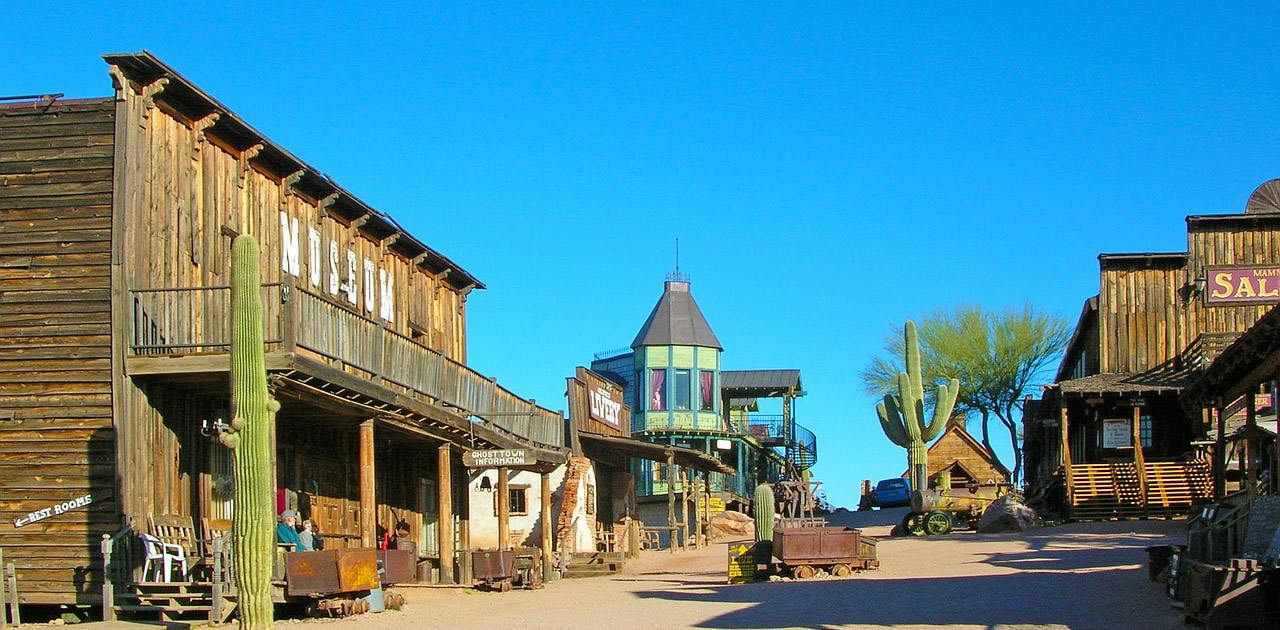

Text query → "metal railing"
[128,281,564,448]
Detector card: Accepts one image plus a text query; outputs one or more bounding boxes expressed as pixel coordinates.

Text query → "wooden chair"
[201,518,232,557]
[149,514,200,579]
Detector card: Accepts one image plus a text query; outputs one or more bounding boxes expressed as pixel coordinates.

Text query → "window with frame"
[700,371,714,411]
[1140,415,1153,448]
[674,369,691,410]
[494,485,529,516]
[649,369,666,411]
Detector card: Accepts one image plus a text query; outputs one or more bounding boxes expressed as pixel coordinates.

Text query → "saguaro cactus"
[876,321,960,493]
[220,235,278,630]
[753,482,775,542]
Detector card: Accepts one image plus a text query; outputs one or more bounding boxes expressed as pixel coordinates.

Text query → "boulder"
[709,510,754,539]
[977,495,1037,533]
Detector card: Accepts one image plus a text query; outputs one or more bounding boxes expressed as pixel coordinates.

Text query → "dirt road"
[295,509,1186,630]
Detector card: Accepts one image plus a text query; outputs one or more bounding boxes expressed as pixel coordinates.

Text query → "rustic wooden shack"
[901,416,1010,488]
[1025,182,1280,519]
[0,52,567,619]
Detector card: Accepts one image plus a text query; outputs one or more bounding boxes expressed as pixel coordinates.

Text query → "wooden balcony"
[126,280,564,449]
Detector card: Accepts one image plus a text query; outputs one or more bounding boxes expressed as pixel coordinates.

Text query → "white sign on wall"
[1102,419,1131,449]
[279,211,395,322]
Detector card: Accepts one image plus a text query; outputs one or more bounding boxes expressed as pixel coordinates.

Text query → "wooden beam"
[437,444,454,584]
[359,420,376,548]
[497,467,510,550]
[282,170,305,195]
[1132,405,1147,514]
[1215,400,1227,498]
[666,453,676,553]
[1246,393,1258,502]
[540,472,553,582]
[1060,405,1073,512]
[679,468,690,550]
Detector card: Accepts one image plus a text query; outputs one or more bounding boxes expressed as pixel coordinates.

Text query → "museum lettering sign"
[1206,266,1280,305]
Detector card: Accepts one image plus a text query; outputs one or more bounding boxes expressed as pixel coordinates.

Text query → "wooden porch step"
[114,604,214,613]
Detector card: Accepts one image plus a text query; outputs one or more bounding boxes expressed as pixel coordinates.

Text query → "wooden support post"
[1060,405,1073,513]
[1,547,7,630]
[1247,393,1258,502]
[1132,405,1148,513]
[4,561,16,627]
[703,472,712,545]
[680,468,690,550]
[497,467,511,550]
[359,420,376,548]
[666,452,676,553]
[99,536,113,622]
[541,471,553,582]
[437,444,454,584]
[210,536,224,623]
[1214,401,1227,499]
[627,517,640,559]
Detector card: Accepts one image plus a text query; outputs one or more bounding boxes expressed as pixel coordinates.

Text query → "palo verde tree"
[862,304,1070,484]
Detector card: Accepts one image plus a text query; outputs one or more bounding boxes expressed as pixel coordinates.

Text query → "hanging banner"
[463,449,534,468]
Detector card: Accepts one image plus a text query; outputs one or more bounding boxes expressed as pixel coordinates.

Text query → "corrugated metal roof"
[721,370,802,395]
[630,281,722,350]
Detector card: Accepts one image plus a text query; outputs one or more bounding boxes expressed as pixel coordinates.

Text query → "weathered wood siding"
[1098,261,1185,373]
[923,423,1008,485]
[1098,218,1280,374]
[1185,217,1280,338]
[108,70,475,529]
[0,98,118,604]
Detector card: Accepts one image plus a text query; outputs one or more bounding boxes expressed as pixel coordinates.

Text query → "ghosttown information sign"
[13,493,98,528]
[462,449,534,468]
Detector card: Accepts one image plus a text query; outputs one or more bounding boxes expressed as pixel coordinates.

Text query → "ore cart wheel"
[924,511,954,535]
[792,565,816,579]
[902,512,927,537]
[831,564,852,577]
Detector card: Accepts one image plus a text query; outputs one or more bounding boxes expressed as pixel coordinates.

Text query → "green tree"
[861,304,1070,483]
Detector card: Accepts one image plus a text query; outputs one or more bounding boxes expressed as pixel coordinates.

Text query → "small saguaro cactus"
[221,235,279,630]
[753,482,775,542]
[876,320,960,493]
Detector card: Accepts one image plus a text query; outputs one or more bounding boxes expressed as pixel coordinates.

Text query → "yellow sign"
[727,542,759,584]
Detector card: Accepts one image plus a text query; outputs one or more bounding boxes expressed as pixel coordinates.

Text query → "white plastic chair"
[139,533,187,582]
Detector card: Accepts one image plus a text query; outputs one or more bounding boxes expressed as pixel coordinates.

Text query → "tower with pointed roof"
[630,276,724,432]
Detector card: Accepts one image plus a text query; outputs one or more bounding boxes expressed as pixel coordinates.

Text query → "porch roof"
[1184,305,1280,405]
[577,432,735,474]
[1049,372,1187,397]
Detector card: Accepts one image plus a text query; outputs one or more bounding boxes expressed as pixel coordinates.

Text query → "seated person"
[297,519,319,552]
[276,510,302,548]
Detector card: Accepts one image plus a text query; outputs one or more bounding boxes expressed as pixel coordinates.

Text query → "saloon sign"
[1206,266,1280,304]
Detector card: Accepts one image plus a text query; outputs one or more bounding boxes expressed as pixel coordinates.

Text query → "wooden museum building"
[1024,180,1280,519]
[0,52,568,617]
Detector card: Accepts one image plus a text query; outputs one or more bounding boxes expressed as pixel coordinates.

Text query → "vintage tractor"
[900,482,1012,536]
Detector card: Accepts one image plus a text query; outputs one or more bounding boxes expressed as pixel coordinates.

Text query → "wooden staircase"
[1069,460,1213,520]
[115,581,236,623]
[561,552,625,579]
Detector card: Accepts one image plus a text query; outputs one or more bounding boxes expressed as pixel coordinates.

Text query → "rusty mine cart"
[772,523,880,579]
[900,483,1011,536]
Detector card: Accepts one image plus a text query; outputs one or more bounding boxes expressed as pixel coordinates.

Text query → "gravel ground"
[70,509,1188,630]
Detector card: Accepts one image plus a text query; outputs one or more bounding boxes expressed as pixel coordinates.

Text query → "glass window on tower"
[674,369,691,410]
[700,371,714,411]
[649,369,666,411]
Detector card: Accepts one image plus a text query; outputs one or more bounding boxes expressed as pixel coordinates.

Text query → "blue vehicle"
[872,477,912,508]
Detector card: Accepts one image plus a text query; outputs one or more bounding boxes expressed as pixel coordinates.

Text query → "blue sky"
[7,3,1280,508]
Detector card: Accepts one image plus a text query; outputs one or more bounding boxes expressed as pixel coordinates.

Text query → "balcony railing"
[128,280,564,448]
[1178,332,1242,372]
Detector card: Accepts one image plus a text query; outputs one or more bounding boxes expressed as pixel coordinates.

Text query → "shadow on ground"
[630,528,1181,629]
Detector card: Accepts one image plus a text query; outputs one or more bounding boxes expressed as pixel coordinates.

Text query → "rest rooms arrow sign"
[462,449,533,468]
[13,493,98,528]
